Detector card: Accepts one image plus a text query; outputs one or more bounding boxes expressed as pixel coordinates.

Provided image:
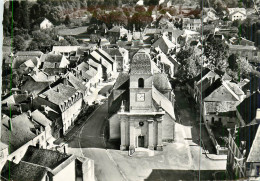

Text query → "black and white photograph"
[0,0,260,180]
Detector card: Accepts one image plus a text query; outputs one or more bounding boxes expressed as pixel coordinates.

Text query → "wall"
[53,160,76,181]
[82,159,95,181]
[62,98,83,134]
[109,114,121,140]
[7,131,47,164]
[162,113,175,141]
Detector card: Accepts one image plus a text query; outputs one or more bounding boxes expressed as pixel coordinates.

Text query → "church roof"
[130,51,152,74]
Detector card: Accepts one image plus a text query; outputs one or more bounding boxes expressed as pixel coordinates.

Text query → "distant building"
[202,8,219,23]
[182,18,202,31]
[40,18,54,29]
[107,26,128,44]
[228,8,247,21]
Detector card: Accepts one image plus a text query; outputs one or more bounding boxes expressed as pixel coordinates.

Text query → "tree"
[27,41,39,51]
[203,38,229,71]
[65,36,79,46]
[64,15,71,25]
[228,54,239,71]
[13,35,26,51]
[20,0,30,30]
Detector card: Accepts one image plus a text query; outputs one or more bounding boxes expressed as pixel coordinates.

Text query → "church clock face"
[136,93,145,102]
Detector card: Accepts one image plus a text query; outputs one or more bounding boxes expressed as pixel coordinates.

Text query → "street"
[67,101,126,181]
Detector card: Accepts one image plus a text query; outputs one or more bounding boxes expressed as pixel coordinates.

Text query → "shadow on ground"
[144,169,228,181]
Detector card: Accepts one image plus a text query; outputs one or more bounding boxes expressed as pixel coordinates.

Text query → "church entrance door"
[138,136,145,147]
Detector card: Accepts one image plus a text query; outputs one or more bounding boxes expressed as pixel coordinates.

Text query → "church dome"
[130,50,152,74]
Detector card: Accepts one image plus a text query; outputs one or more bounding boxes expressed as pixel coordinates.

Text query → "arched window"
[138,78,144,88]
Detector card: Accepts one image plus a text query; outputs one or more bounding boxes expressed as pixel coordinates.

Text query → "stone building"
[108,50,175,151]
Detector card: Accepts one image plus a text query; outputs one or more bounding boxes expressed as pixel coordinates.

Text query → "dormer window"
[138,78,144,88]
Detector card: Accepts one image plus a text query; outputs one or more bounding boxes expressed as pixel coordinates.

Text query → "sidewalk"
[55,80,116,145]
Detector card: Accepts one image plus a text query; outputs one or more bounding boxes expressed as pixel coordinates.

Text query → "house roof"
[242,75,260,94]
[114,72,130,90]
[40,83,78,106]
[16,51,43,57]
[65,72,87,93]
[247,126,260,162]
[42,55,69,69]
[130,51,152,74]
[152,35,175,54]
[1,161,48,181]
[103,48,122,57]
[96,48,115,63]
[153,73,172,92]
[58,26,88,36]
[186,68,211,87]
[108,26,128,33]
[228,44,256,51]
[1,113,37,153]
[204,81,242,102]
[237,92,260,125]
[22,146,71,170]
[31,109,52,127]
[12,56,39,69]
[52,46,80,53]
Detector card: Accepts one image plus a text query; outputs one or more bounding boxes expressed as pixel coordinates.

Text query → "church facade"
[108,50,176,151]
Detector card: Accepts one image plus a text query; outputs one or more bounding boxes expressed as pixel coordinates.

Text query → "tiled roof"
[152,35,175,54]
[65,72,87,93]
[96,48,115,63]
[40,83,78,106]
[108,26,127,33]
[16,51,43,57]
[242,75,260,94]
[1,113,37,153]
[202,78,223,100]
[52,46,80,53]
[1,161,48,181]
[228,44,256,50]
[130,51,152,74]
[22,146,71,170]
[103,48,122,57]
[153,73,172,92]
[186,68,211,87]
[31,109,52,127]
[12,56,38,69]
[237,92,260,125]
[247,126,260,162]
[58,26,88,36]
[114,72,129,90]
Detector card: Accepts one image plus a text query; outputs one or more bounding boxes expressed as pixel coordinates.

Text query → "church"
[108,50,176,151]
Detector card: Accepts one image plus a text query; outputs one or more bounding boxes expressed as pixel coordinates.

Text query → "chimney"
[246,89,250,98]
[256,108,260,123]
[8,119,12,131]
[27,110,32,118]
[57,87,60,93]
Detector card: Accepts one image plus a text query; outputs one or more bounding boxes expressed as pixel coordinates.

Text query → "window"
[211,117,215,124]
[138,78,144,88]
[257,165,260,176]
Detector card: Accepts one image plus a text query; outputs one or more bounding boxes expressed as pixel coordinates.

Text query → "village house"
[52,46,80,58]
[228,44,257,62]
[0,112,52,167]
[152,35,176,55]
[1,146,95,181]
[21,68,58,97]
[107,26,128,44]
[33,82,83,136]
[202,8,219,23]
[40,54,70,75]
[228,8,247,21]
[73,62,103,94]
[227,117,260,179]
[39,18,54,29]
[182,18,202,31]
[108,51,175,151]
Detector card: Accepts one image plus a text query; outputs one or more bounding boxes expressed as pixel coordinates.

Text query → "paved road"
[69,101,126,181]
[174,90,215,153]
